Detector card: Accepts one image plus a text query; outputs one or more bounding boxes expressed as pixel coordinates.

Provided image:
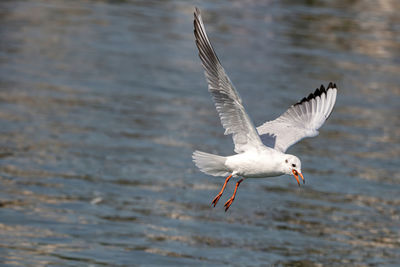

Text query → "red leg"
[224,178,244,212]
[211,174,232,207]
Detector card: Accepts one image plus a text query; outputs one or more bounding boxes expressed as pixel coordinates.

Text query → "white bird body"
[225,148,287,178]
[191,8,337,211]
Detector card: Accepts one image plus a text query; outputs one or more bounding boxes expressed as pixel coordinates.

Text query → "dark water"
[0,0,399,265]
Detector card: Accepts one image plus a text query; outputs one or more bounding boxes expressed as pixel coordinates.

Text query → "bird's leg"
[211,174,232,207]
[224,178,244,212]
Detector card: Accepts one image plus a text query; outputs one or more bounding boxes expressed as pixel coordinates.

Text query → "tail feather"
[192,150,229,177]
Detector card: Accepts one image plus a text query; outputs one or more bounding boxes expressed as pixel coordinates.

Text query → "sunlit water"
[0,0,399,265]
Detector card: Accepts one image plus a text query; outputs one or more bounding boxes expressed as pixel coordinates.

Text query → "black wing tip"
[327,82,338,89]
[195,7,200,13]
[194,7,201,27]
[194,7,200,17]
[194,8,200,22]
[294,82,337,106]
[316,85,324,97]
[306,92,314,101]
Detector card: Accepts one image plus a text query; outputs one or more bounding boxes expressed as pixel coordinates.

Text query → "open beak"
[292,169,305,186]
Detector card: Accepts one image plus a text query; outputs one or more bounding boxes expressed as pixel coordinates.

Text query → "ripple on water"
[0,0,399,265]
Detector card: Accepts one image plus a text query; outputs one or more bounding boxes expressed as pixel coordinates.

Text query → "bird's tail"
[192,150,230,177]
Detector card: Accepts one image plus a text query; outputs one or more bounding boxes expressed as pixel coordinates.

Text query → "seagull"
[192,8,337,211]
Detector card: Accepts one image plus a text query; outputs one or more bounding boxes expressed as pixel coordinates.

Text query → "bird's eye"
[292,164,296,167]
[285,159,288,163]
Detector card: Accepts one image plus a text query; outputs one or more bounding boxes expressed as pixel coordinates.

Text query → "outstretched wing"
[194,8,263,153]
[257,83,338,152]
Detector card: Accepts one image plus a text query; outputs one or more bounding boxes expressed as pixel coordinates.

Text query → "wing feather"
[257,83,338,152]
[194,8,263,153]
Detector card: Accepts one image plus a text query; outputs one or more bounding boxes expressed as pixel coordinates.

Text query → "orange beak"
[292,169,305,186]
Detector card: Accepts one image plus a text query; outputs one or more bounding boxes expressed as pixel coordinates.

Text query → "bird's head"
[283,154,304,186]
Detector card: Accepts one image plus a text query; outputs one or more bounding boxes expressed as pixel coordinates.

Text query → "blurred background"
[0,0,399,265]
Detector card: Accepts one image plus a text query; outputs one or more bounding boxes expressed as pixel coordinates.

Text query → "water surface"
[0,0,399,265]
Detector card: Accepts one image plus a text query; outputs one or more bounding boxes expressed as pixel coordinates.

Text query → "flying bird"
[192,8,337,211]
